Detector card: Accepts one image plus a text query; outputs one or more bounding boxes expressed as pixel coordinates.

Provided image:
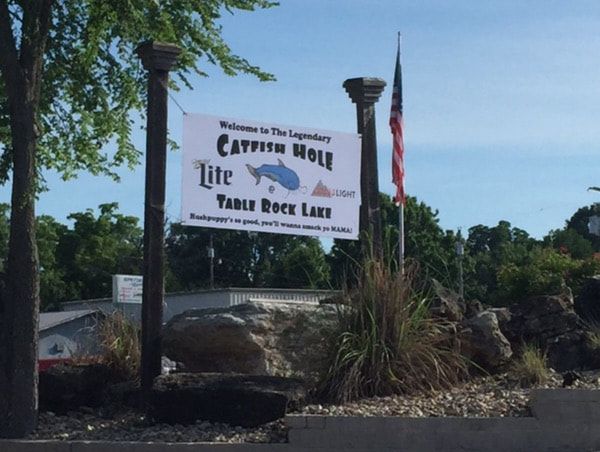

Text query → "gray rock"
[503,293,595,371]
[461,310,512,370]
[465,299,484,318]
[430,279,465,322]
[39,363,116,413]
[162,301,339,383]
[504,293,580,344]
[150,373,306,427]
[489,307,511,325]
[575,275,600,322]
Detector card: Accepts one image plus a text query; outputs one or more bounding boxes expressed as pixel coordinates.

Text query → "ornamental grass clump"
[512,343,549,387]
[99,310,141,381]
[320,259,468,403]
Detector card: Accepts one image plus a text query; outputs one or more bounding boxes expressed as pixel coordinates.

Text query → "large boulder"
[460,310,512,370]
[503,292,594,371]
[150,373,306,427]
[162,301,339,383]
[575,276,600,322]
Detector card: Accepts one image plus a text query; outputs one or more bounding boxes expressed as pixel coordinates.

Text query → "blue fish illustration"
[246,159,300,190]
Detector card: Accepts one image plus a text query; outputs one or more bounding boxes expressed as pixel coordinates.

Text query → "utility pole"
[137,41,181,397]
[455,229,465,299]
[343,77,386,260]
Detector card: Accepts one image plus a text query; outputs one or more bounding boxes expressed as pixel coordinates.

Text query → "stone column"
[343,77,386,258]
[136,41,181,395]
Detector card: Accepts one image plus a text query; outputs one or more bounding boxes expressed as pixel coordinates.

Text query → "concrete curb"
[3,389,600,451]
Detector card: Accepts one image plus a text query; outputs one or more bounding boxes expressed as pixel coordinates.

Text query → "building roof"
[39,309,100,332]
[61,287,341,308]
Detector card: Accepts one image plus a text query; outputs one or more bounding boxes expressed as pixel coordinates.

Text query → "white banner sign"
[112,274,143,304]
[181,114,361,239]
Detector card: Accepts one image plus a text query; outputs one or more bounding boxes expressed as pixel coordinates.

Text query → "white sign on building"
[181,114,362,240]
[112,274,143,304]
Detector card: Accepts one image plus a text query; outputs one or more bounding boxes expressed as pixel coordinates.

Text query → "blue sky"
[10,0,600,238]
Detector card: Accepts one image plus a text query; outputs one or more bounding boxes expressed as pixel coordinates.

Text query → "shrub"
[98,310,140,381]
[583,320,600,350]
[319,259,468,403]
[512,344,549,387]
[496,248,600,303]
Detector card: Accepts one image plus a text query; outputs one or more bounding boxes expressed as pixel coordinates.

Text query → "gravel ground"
[30,370,600,443]
[31,412,288,443]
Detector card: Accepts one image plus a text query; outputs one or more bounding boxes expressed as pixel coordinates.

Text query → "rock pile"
[431,280,600,373]
[503,292,597,371]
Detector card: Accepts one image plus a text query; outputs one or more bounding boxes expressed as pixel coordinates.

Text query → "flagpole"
[399,201,405,273]
[397,32,405,273]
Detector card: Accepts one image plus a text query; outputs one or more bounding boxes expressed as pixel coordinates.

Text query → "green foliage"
[270,239,330,289]
[0,203,8,273]
[1,204,142,310]
[566,204,600,251]
[329,193,454,288]
[464,221,539,304]
[34,203,143,309]
[166,224,330,290]
[544,228,594,259]
[496,248,600,302]
[57,203,143,302]
[1,0,278,184]
[320,260,467,403]
[37,215,70,310]
[585,320,600,350]
[512,344,549,387]
[497,248,575,301]
[166,224,254,290]
[5,195,600,310]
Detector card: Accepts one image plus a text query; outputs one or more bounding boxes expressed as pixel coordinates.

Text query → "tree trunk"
[0,0,52,437]
[0,98,40,438]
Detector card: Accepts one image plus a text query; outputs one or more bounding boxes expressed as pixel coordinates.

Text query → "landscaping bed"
[29,370,600,443]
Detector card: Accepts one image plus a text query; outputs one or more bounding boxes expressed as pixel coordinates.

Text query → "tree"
[329,193,453,287]
[166,224,330,290]
[166,224,255,290]
[56,203,143,302]
[268,238,330,289]
[465,221,539,304]
[36,214,69,311]
[565,204,600,251]
[0,1,276,437]
[543,228,594,260]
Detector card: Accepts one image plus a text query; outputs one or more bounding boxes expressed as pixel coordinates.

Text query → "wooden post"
[136,41,181,396]
[343,77,386,259]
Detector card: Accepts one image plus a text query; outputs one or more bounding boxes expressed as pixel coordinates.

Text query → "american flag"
[390,38,405,206]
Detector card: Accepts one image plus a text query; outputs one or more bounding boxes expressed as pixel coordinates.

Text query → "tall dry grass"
[320,259,468,403]
[98,310,140,381]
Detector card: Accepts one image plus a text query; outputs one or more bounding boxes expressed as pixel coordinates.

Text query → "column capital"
[343,77,386,105]
[136,41,181,72]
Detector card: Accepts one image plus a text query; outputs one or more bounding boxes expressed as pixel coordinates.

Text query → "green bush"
[496,248,600,302]
[319,260,467,403]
